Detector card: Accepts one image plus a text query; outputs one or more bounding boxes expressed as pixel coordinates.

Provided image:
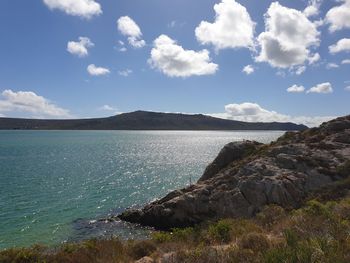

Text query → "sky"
[0,0,349,127]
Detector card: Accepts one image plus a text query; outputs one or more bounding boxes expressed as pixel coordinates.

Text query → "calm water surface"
[0,130,284,249]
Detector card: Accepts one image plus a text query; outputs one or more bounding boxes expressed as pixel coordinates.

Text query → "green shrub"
[151,231,172,243]
[207,220,232,243]
[0,247,43,263]
[172,227,197,243]
[284,229,299,249]
[304,200,331,218]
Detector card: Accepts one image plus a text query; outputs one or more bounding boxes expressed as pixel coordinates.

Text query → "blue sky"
[0,0,349,126]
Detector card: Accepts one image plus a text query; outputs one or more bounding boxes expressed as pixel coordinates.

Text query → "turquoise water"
[0,130,284,250]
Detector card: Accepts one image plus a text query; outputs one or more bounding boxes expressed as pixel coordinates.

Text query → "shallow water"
[0,130,284,249]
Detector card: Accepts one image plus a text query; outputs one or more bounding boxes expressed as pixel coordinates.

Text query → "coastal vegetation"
[1,178,350,262]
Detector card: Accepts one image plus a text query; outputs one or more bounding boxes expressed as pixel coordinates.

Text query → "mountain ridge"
[0,110,308,131]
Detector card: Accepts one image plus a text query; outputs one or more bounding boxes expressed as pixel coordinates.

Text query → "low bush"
[207,220,232,243]
[238,232,270,252]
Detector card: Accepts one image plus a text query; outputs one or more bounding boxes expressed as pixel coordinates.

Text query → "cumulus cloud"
[195,0,255,50]
[295,66,306,75]
[342,59,350,64]
[256,2,320,68]
[287,84,305,93]
[209,102,335,127]
[118,69,132,77]
[117,16,146,48]
[326,63,339,69]
[307,82,333,94]
[304,0,322,17]
[148,35,218,78]
[326,0,350,32]
[43,0,102,19]
[67,37,94,57]
[329,38,350,54]
[0,89,71,118]
[87,64,110,76]
[242,65,254,75]
[308,53,321,64]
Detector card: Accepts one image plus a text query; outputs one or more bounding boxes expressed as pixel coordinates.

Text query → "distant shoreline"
[0,110,308,131]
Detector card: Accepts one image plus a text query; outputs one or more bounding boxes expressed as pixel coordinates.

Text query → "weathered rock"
[119,116,350,229]
[199,140,262,182]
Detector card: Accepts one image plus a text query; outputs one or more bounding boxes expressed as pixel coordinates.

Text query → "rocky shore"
[119,116,350,230]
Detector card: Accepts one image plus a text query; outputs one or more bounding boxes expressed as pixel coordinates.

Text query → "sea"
[0,130,284,250]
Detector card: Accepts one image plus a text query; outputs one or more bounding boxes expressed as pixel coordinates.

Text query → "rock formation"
[119,116,350,230]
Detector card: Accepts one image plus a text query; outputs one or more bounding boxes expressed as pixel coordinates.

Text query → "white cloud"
[87,64,110,76]
[128,37,146,49]
[117,16,145,48]
[295,66,306,75]
[209,102,336,127]
[67,37,94,57]
[99,105,117,111]
[43,0,102,19]
[256,2,320,68]
[326,0,350,32]
[287,84,305,93]
[345,86,350,91]
[329,38,350,54]
[98,105,122,115]
[195,0,255,50]
[342,59,350,64]
[0,89,71,118]
[118,69,132,77]
[304,0,322,17]
[116,40,127,52]
[307,82,333,94]
[326,63,339,69]
[242,65,254,75]
[148,34,218,78]
[308,53,321,64]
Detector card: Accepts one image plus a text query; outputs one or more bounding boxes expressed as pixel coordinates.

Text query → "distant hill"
[0,111,308,131]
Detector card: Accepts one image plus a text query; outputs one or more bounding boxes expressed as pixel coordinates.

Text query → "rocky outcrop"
[199,141,262,182]
[119,116,350,230]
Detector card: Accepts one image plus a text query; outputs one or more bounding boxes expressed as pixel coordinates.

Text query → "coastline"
[1,115,349,262]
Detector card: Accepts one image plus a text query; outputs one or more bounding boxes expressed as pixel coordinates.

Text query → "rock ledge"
[119,116,350,229]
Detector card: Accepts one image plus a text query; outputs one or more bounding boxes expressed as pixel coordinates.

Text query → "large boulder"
[199,141,262,182]
[119,115,350,230]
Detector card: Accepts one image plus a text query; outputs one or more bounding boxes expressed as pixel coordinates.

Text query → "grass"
[1,186,350,262]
